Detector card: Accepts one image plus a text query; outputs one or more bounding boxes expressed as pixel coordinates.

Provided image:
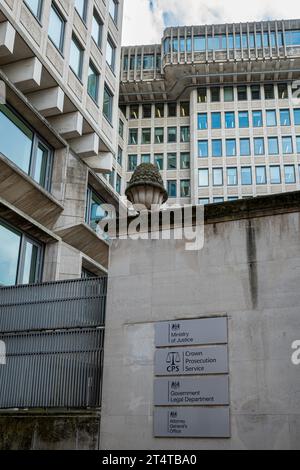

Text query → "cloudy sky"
[122,0,300,46]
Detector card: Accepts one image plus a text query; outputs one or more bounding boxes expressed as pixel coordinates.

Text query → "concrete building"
[119,20,300,206]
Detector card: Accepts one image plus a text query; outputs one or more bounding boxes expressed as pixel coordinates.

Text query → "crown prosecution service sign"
[155,317,228,348]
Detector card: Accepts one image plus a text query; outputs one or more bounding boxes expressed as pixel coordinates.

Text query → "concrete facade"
[101,192,300,450]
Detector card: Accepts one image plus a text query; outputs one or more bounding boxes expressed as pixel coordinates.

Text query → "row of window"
[198,136,300,158]
[197,83,291,103]
[198,109,300,130]
[166,180,191,198]
[163,29,300,54]
[128,126,190,145]
[198,165,299,187]
[126,102,190,120]
[128,153,190,172]
[123,54,162,71]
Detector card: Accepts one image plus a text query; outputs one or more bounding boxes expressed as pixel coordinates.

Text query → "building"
[0,0,124,287]
[119,20,300,206]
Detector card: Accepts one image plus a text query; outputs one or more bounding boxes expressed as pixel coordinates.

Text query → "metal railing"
[0,278,107,409]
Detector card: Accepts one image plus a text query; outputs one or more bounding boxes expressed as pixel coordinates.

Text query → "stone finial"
[125,163,168,210]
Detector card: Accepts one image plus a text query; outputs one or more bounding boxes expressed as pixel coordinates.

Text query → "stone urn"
[125,163,168,210]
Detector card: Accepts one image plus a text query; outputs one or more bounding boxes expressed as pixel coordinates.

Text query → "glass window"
[254,137,265,155]
[235,34,241,49]
[180,153,190,169]
[266,110,277,126]
[239,111,249,128]
[251,85,261,100]
[211,87,220,102]
[284,165,296,183]
[180,102,189,117]
[167,180,177,198]
[224,87,234,102]
[143,54,154,70]
[198,88,207,103]
[25,0,43,19]
[141,154,150,164]
[253,110,263,127]
[211,112,221,129]
[198,140,208,158]
[285,30,300,46]
[119,118,124,138]
[33,142,51,188]
[109,168,115,187]
[225,112,235,129]
[154,127,164,144]
[87,62,99,102]
[212,139,222,157]
[168,127,177,143]
[117,146,122,166]
[154,154,164,170]
[143,104,152,119]
[194,36,206,51]
[180,126,190,143]
[241,167,252,185]
[294,109,300,125]
[264,84,275,99]
[116,174,121,195]
[180,180,191,197]
[48,3,65,52]
[270,166,281,184]
[128,154,137,171]
[199,198,210,205]
[109,0,118,23]
[199,169,209,187]
[280,109,291,126]
[240,139,251,156]
[263,32,269,47]
[92,11,103,47]
[237,86,247,101]
[198,113,207,130]
[282,136,293,154]
[167,153,177,170]
[256,166,267,184]
[213,197,224,203]
[249,33,255,48]
[155,103,164,118]
[86,187,108,233]
[278,83,288,99]
[75,0,87,21]
[168,103,177,117]
[142,128,151,144]
[106,35,116,71]
[103,85,113,123]
[129,105,139,120]
[213,168,223,186]
[226,139,236,157]
[228,196,238,201]
[268,137,279,155]
[297,136,300,153]
[70,36,83,79]
[227,168,238,186]
[128,129,138,145]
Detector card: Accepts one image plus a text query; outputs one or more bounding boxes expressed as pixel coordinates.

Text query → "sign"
[155,317,228,348]
[154,376,229,406]
[154,345,228,376]
[154,407,230,438]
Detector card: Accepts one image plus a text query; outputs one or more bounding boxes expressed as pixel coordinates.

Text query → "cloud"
[122,0,300,46]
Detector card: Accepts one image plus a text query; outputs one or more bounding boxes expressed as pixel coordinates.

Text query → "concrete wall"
[101,207,300,449]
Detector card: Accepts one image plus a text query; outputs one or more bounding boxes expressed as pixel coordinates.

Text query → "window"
[143,54,154,70]
[241,167,252,185]
[264,84,275,100]
[270,166,281,184]
[282,136,293,154]
[70,36,83,79]
[116,174,121,195]
[86,186,108,233]
[109,0,118,23]
[180,126,190,142]
[199,198,210,205]
[210,87,220,102]
[228,196,238,201]
[212,139,222,157]
[297,136,300,153]
[141,154,150,164]
[253,110,263,127]
[224,87,234,102]
[198,140,208,158]
[142,128,151,145]
[168,127,177,143]
[143,104,152,119]
[168,103,177,117]
[237,86,247,101]
[239,111,249,128]
[280,109,291,126]
[227,167,238,186]
[128,129,138,145]
[109,168,115,187]
[24,0,43,19]
[226,139,236,157]
[180,180,190,197]
[285,30,300,46]
[198,113,207,130]
[119,119,124,139]
[92,11,103,48]
[213,168,223,186]
[225,112,235,129]
[284,165,296,183]
[155,103,164,118]
[128,154,137,171]
[211,112,221,129]
[268,137,279,155]
[0,220,43,286]
[278,83,288,99]
[251,85,261,100]
[87,62,99,102]
[0,105,52,190]
[266,110,277,126]
[194,36,206,51]
[154,128,164,144]
[254,137,265,155]
[167,180,177,198]
[117,146,122,165]
[103,85,113,123]
[180,153,190,169]
[294,109,300,125]
[199,169,209,187]
[256,166,267,184]
[48,3,65,52]
[154,154,164,170]
[167,153,177,170]
[74,0,87,21]
[129,105,139,120]
[240,139,251,156]
[106,36,116,71]
[180,102,190,117]
[198,88,207,103]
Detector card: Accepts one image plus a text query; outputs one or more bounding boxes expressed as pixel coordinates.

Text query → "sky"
[122,0,300,46]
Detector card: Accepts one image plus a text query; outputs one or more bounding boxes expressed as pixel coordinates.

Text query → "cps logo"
[291,341,300,366]
[166,352,181,373]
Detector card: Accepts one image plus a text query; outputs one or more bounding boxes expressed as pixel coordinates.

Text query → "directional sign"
[155,317,228,348]
[154,345,228,376]
[154,407,231,438]
[154,376,229,406]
